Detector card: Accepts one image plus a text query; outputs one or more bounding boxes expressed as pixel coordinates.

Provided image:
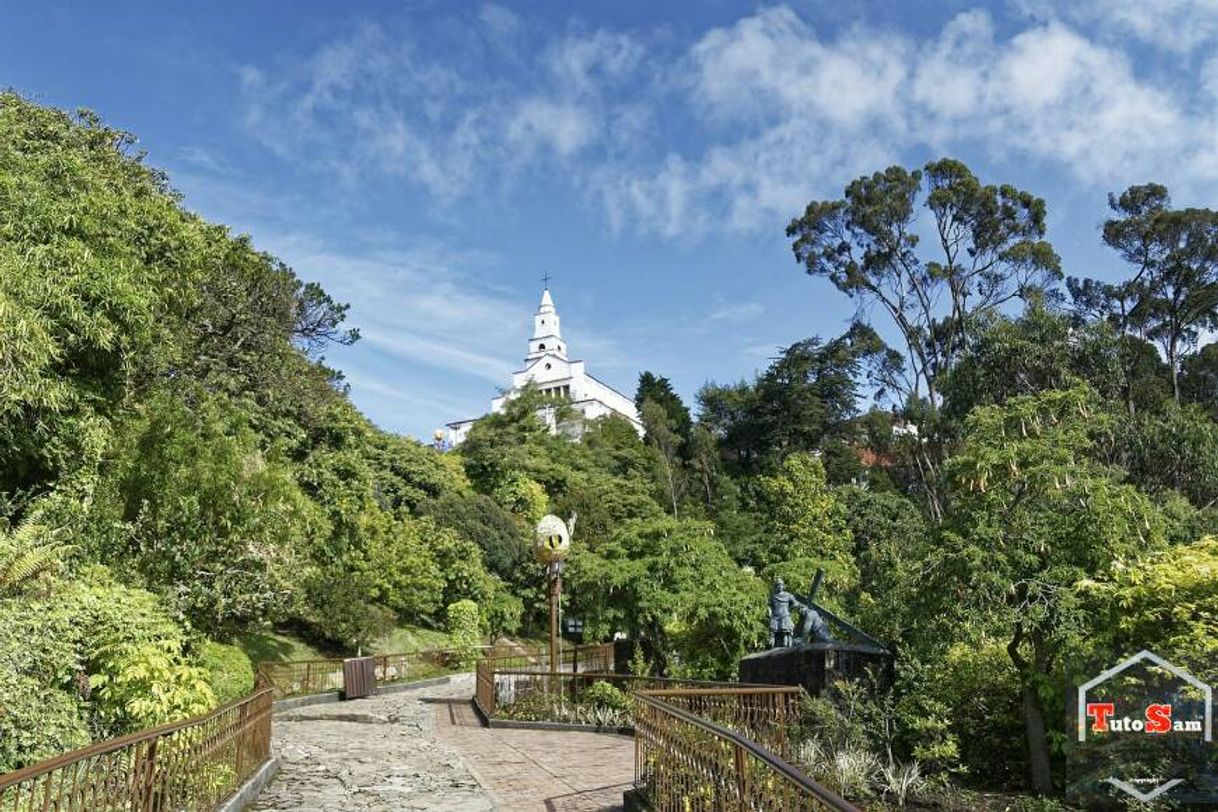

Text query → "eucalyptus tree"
[787,160,1060,517]
[787,158,1061,412]
[1101,183,1218,402]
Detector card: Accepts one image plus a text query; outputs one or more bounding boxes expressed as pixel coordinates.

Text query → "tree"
[941,301,1169,423]
[1181,342,1218,418]
[641,399,683,515]
[751,453,853,588]
[1082,535,1218,684]
[566,516,765,679]
[787,158,1061,411]
[936,387,1163,793]
[1102,183,1218,402]
[635,372,691,448]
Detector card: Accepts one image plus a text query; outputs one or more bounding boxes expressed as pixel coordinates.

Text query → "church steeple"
[526,286,566,362]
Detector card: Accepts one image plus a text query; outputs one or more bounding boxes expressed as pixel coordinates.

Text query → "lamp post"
[534,513,573,677]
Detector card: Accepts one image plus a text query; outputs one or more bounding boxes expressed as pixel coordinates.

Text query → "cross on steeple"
[541,272,553,289]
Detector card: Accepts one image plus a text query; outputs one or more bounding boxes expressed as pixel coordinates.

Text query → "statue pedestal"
[739,641,892,697]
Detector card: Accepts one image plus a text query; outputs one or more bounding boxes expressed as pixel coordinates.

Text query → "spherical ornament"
[534,514,571,564]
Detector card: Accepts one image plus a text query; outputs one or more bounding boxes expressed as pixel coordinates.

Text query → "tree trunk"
[1022,680,1054,795]
[1009,627,1054,795]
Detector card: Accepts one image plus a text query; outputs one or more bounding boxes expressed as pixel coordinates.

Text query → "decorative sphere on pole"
[533,514,571,565]
[534,513,573,680]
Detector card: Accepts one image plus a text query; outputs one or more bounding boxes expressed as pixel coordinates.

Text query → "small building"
[444,287,642,446]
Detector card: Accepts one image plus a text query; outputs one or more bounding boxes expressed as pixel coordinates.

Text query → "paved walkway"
[251,674,634,811]
[434,697,633,811]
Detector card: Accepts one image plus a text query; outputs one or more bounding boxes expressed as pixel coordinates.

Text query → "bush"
[447,599,481,668]
[584,680,630,712]
[303,570,396,652]
[0,672,89,773]
[197,641,255,705]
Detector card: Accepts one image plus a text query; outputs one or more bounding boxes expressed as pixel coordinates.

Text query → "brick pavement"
[433,699,634,811]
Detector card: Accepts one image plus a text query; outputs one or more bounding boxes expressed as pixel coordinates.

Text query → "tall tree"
[640,399,683,516]
[1101,183,1218,401]
[936,387,1163,793]
[635,372,692,448]
[787,158,1061,411]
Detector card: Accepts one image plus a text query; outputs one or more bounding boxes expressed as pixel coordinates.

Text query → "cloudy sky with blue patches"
[5,1,1218,438]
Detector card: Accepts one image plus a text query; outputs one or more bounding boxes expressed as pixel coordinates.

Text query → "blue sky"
[5,1,1218,438]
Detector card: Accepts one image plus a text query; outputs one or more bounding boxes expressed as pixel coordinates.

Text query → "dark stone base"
[739,641,892,696]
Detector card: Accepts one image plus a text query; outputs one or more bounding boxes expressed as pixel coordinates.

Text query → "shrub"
[197,641,255,705]
[447,599,481,668]
[584,680,630,712]
[91,639,215,730]
[0,672,89,773]
[303,569,396,652]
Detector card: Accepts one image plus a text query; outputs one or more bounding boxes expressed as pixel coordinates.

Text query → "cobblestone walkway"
[250,674,634,811]
[433,700,633,811]
[251,675,494,811]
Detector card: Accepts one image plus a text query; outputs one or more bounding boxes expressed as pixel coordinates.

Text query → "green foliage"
[567,516,764,679]
[754,453,854,585]
[936,386,1165,791]
[446,599,481,668]
[584,679,630,712]
[0,520,71,597]
[635,372,692,447]
[1082,535,1218,684]
[91,640,216,730]
[838,485,928,645]
[493,472,549,523]
[481,583,524,639]
[302,569,396,651]
[86,390,318,635]
[0,671,90,774]
[196,641,255,706]
[917,642,1022,786]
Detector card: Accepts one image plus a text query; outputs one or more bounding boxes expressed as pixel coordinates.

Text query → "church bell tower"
[526,287,567,362]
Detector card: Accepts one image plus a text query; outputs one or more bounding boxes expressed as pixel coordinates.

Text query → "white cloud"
[708,301,764,323]
[508,98,595,156]
[236,6,1218,240]
[238,21,647,204]
[1019,0,1218,54]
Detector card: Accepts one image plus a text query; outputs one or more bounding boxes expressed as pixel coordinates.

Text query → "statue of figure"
[768,576,834,648]
[768,577,806,648]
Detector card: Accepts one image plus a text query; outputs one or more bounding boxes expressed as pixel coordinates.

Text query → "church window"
[545,363,552,370]
[539,343,546,350]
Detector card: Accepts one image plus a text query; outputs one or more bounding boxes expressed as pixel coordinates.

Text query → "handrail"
[0,687,272,788]
[633,686,862,812]
[0,686,273,810]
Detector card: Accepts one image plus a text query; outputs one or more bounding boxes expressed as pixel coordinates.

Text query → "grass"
[369,624,454,655]
[235,624,463,667]
[234,630,333,665]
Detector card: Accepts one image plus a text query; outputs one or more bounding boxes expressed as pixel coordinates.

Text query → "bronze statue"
[768,575,833,648]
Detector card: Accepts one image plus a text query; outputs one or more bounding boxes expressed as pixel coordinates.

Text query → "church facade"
[444,288,642,446]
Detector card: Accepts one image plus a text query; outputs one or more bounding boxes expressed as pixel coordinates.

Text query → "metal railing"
[258,646,485,700]
[633,689,857,812]
[0,687,272,812]
[474,643,615,716]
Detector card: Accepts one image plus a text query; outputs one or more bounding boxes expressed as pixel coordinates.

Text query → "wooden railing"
[0,687,272,811]
[633,688,857,812]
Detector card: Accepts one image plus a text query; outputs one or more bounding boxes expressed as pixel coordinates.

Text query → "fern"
[0,522,72,597]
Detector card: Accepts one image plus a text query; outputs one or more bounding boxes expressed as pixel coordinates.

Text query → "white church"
[443,287,643,446]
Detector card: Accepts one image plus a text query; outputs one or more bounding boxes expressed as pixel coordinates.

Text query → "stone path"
[251,674,635,811]
[252,675,493,811]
